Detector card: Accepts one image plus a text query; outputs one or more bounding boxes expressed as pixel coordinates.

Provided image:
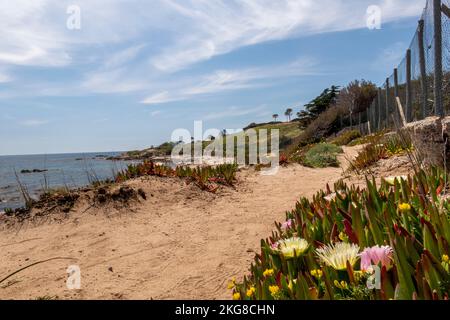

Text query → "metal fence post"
[418,19,428,119]
[385,78,390,128]
[406,49,413,122]
[433,0,444,117]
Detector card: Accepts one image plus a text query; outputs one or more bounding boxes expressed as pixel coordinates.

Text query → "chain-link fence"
[353,0,449,133]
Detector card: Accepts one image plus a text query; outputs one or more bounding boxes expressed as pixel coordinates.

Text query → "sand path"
[0,148,356,300]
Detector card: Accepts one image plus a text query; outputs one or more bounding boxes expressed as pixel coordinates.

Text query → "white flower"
[316,242,360,270]
[278,237,309,259]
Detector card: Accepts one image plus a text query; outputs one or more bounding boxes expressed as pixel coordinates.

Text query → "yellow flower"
[398,203,411,212]
[263,269,274,277]
[269,285,280,296]
[442,255,449,263]
[233,292,241,300]
[246,287,256,298]
[334,280,348,290]
[227,277,236,290]
[310,269,323,279]
[339,232,348,242]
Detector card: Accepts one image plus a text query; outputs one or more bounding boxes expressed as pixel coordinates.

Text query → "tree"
[296,85,340,129]
[284,108,293,122]
[272,114,279,122]
[335,80,377,127]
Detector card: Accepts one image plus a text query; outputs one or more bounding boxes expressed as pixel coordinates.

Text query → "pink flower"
[360,245,394,271]
[271,241,279,250]
[281,219,294,230]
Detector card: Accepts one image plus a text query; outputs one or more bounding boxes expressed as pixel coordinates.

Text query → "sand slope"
[0,149,358,300]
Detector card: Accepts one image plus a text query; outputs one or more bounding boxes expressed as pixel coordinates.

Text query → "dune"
[0,147,363,300]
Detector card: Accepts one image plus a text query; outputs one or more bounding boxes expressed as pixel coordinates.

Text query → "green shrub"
[302,143,343,168]
[331,130,361,146]
[231,167,450,300]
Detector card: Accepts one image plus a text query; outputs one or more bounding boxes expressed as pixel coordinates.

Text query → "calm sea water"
[0,152,137,211]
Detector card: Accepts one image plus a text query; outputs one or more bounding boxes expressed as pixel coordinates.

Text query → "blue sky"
[0,0,425,155]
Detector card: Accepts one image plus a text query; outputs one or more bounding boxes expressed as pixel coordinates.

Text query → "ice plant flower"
[263,269,274,277]
[281,219,294,230]
[316,242,360,270]
[385,176,408,186]
[278,237,309,259]
[269,285,280,296]
[339,231,349,242]
[334,280,349,290]
[233,292,241,300]
[324,193,337,202]
[227,277,236,290]
[442,255,450,273]
[360,245,394,271]
[310,269,323,279]
[398,203,411,213]
[246,287,256,298]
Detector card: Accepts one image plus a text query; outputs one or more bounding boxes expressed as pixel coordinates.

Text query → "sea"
[0,152,139,211]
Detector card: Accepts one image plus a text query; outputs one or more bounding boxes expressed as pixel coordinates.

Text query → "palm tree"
[284,108,293,122]
[272,114,279,122]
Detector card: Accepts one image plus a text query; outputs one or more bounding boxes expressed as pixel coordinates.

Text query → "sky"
[0,0,426,155]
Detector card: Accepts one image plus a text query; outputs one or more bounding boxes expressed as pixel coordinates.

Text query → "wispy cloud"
[203,105,268,121]
[151,0,424,72]
[141,57,319,105]
[0,0,424,99]
[19,119,49,126]
[150,110,162,117]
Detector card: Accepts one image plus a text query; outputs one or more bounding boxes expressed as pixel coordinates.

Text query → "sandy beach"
[0,147,369,300]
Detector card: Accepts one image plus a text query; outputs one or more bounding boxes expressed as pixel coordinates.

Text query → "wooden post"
[378,88,383,129]
[434,0,444,117]
[418,19,428,119]
[406,49,413,122]
[385,78,390,128]
[394,68,399,97]
[443,3,450,18]
[393,68,400,125]
[396,97,407,127]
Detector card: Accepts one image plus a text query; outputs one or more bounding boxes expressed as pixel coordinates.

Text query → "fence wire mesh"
[352,0,449,133]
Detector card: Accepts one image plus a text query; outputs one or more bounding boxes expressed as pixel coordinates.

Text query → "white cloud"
[0,0,423,71]
[203,105,267,120]
[81,67,148,94]
[102,45,146,70]
[0,0,424,99]
[151,0,425,72]
[141,91,182,105]
[19,119,49,126]
[141,57,319,105]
